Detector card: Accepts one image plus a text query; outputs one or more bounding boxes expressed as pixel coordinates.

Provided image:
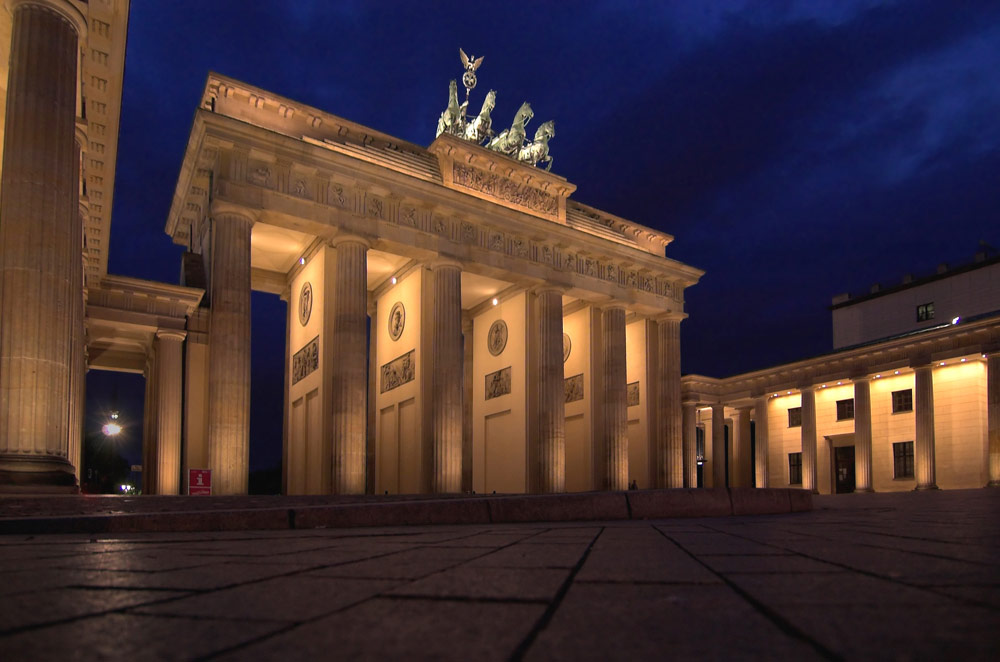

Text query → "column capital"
[156,329,187,342]
[426,257,462,271]
[330,233,372,250]
[532,284,569,297]
[210,201,257,224]
[8,0,87,38]
[654,311,687,324]
[798,384,816,393]
[851,374,872,384]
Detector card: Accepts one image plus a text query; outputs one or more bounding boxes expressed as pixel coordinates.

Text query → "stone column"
[537,287,566,492]
[682,402,697,488]
[733,406,752,488]
[154,331,185,495]
[801,386,818,493]
[142,352,158,494]
[853,377,874,492]
[462,316,474,493]
[0,0,86,492]
[429,260,463,493]
[656,316,683,488]
[988,353,1000,487]
[207,210,252,495]
[711,404,725,488]
[914,364,937,490]
[366,298,377,494]
[67,202,87,483]
[754,396,769,488]
[600,306,628,490]
[330,236,370,494]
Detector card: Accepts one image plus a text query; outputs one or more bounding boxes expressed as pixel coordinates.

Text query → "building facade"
[682,256,1000,494]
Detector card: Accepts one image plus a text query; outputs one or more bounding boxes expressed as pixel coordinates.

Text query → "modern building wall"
[832,259,1000,348]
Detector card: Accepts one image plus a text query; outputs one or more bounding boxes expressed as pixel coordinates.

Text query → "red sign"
[188,469,211,495]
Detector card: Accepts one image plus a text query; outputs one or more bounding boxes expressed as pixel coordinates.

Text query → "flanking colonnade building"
[682,255,1000,494]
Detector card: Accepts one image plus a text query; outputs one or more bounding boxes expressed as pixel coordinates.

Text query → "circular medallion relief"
[563,333,572,363]
[388,301,405,341]
[298,282,313,326]
[487,320,508,356]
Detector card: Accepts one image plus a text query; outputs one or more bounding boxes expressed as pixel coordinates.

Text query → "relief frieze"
[565,374,584,403]
[627,381,640,407]
[292,336,319,385]
[380,349,415,393]
[452,163,558,218]
[485,366,511,400]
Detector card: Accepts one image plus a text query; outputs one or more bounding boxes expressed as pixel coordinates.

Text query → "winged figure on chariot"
[434,49,555,170]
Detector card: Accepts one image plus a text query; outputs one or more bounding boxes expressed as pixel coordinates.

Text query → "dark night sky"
[91,1,1000,473]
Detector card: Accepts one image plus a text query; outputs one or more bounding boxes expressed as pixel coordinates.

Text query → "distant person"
[628,479,638,491]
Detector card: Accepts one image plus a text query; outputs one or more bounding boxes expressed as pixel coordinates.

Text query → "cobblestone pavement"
[0,489,997,660]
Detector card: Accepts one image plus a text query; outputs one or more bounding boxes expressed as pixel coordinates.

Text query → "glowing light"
[299,257,305,265]
[786,391,791,395]
[110,412,119,420]
[961,358,966,362]
[492,297,499,306]
[894,370,900,375]
[821,384,826,388]
[837,381,842,385]
[951,316,960,325]
[390,276,397,285]
[940,362,946,366]
[102,422,122,436]
[875,374,881,378]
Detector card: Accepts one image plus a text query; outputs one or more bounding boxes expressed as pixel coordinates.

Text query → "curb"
[0,488,812,535]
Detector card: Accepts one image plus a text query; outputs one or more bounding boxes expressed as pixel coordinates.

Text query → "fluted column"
[428,261,463,493]
[462,315,474,493]
[537,287,565,492]
[754,396,769,488]
[682,402,697,488]
[67,204,86,482]
[207,211,252,494]
[914,364,937,490]
[154,331,185,495]
[711,404,725,488]
[330,236,370,494]
[854,377,874,492]
[0,1,86,491]
[656,316,683,488]
[801,386,818,493]
[600,306,628,490]
[988,353,1000,487]
[733,406,752,488]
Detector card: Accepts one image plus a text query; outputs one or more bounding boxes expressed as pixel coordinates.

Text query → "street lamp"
[102,410,122,436]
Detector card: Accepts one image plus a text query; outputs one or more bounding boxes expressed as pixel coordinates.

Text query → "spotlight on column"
[299,257,305,265]
[951,316,960,325]
[391,276,397,285]
[492,297,498,306]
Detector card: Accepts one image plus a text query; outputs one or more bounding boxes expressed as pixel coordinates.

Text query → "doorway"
[834,445,856,494]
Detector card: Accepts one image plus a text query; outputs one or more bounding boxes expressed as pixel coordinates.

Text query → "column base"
[0,456,78,494]
[914,484,939,491]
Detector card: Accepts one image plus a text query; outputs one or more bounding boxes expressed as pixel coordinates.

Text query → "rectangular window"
[893,441,914,478]
[836,398,855,421]
[788,452,802,485]
[916,302,935,322]
[787,407,802,428]
[892,389,913,413]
